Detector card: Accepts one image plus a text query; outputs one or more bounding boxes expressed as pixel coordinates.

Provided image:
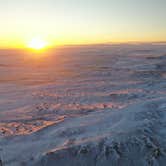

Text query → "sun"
[27,38,47,50]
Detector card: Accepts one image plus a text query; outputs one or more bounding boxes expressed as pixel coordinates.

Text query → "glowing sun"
[28,38,47,50]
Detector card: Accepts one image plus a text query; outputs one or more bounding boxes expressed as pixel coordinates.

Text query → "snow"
[0,43,166,165]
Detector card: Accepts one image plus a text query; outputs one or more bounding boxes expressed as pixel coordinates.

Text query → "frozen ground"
[0,43,166,165]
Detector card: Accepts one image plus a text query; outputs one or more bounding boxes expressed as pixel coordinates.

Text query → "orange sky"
[1,0,166,48]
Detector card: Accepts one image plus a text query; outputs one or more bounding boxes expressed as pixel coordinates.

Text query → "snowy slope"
[0,43,166,166]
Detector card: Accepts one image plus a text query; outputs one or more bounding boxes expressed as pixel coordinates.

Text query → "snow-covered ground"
[0,43,166,165]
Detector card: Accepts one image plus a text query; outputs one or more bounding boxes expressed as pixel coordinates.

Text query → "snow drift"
[0,43,166,166]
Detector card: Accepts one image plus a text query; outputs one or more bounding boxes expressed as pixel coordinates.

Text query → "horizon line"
[0,41,166,50]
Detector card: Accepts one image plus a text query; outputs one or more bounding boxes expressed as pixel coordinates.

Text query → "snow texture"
[0,43,166,166]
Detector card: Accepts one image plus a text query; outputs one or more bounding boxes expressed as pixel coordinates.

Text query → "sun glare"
[27,38,47,50]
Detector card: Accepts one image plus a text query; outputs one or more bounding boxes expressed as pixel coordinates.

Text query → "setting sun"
[27,38,47,50]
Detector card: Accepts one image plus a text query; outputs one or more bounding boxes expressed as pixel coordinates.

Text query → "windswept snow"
[0,43,166,166]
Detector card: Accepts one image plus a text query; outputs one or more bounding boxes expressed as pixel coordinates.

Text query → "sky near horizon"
[0,0,166,48]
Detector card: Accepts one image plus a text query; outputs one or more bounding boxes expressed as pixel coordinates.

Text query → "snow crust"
[0,43,166,165]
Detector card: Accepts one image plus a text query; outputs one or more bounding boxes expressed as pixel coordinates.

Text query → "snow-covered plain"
[0,43,166,166]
